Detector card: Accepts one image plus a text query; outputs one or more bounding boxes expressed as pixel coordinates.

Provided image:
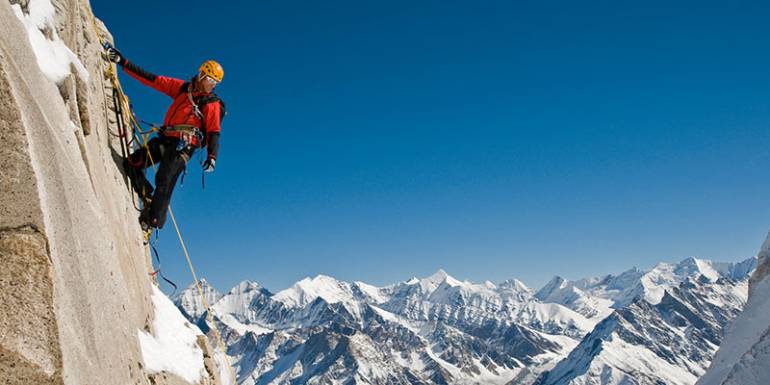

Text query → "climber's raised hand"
[102,42,125,65]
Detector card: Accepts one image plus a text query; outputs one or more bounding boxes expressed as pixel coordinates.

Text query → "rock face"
[0,0,220,384]
[696,231,770,385]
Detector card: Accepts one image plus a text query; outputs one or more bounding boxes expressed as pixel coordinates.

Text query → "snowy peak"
[175,278,221,302]
[535,276,613,320]
[641,257,755,304]
[712,257,758,281]
[174,279,223,320]
[352,281,389,304]
[427,276,500,307]
[499,278,530,292]
[211,280,271,317]
[535,276,569,300]
[600,266,645,292]
[229,279,264,294]
[272,274,356,308]
[419,269,462,293]
[648,257,718,284]
[498,278,533,304]
[533,257,757,319]
[188,277,216,292]
[674,257,720,281]
[652,257,755,283]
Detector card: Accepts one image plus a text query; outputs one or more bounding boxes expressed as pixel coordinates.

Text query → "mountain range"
[173,257,756,385]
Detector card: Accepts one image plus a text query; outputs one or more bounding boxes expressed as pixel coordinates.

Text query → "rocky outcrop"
[0,0,221,384]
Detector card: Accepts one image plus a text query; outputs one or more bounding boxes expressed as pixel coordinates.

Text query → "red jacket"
[123,60,222,159]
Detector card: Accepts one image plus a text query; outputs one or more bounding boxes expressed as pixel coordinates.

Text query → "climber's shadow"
[108,137,151,211]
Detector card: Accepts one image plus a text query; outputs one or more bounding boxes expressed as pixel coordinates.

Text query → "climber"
[104,44,225,231]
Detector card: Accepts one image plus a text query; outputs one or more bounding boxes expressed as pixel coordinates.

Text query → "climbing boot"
[140,195,152,210]
[139,204,152,231]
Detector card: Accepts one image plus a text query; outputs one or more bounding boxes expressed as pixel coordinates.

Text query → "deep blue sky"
[94,0,770,294]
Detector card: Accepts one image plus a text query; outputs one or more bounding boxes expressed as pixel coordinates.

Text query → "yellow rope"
[82,3,238,383]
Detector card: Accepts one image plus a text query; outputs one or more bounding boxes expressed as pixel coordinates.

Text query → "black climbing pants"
[124,136,193,229]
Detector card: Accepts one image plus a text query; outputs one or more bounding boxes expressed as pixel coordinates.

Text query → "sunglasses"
[199,74,220,85]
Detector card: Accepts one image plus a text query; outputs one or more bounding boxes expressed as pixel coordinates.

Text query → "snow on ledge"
[11,0,89,84]
[138,285,206,384]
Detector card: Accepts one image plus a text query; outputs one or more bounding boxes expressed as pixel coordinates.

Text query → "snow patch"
[517,302,595,334]
[219,313,272,336]
[369,305,422,333]
[213,345,237,385]
[11,0,89,84]
[598,336,697,385]
[138,285,206,383]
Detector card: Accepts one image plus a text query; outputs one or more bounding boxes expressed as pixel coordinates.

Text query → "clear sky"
[94,0,770,294]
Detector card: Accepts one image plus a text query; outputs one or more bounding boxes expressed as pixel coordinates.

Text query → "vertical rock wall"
[0,1,221,384]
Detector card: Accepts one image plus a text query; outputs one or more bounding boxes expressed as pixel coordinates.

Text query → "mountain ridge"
[175,256,756,385]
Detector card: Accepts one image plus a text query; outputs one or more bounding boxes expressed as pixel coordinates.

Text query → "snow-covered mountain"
[535,257,756,320]
[534,275,749,385]
[174,278,224,320]
[696,233,770,385]
[174,257,755,385]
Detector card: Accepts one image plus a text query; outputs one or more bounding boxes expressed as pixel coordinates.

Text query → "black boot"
[139,204,152,232]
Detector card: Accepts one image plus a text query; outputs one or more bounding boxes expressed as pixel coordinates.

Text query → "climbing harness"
[161,124,203,151]
[83,3,238,382]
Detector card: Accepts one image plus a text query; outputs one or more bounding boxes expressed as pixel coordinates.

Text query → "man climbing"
[104,44,225,231]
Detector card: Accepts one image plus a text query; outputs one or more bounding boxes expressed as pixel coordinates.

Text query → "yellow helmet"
[199,60,224,82]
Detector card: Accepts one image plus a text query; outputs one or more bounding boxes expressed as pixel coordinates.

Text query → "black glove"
[102,42,125,65]
[202,157,216,173]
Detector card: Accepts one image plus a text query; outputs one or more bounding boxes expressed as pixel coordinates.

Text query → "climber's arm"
[121,60,185,98]
[202,102,222,161]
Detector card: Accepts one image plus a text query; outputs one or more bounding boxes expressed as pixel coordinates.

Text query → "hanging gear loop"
[149,234,178,295]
